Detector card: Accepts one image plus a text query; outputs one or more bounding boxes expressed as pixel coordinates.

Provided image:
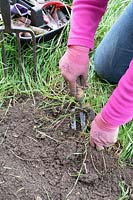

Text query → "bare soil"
[0,95,132,200]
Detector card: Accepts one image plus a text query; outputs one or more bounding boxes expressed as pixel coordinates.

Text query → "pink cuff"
[68,38,94,50]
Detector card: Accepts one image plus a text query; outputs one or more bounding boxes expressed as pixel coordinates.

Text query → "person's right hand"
[90,113,119,150]
[59,45,89,100]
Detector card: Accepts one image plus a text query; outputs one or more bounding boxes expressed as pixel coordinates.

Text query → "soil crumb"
[0,96,132,200]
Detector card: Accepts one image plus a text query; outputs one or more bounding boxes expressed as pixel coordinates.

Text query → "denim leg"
[94,1,133,83]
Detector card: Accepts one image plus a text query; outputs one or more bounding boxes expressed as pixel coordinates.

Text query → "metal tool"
[70,105,86,131]
[0,0,37,78]
[70,77,96,131]
[70,78,86,131]
[70,101,96,131]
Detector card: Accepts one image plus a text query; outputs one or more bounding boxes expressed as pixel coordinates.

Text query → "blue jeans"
[94,1,133,83]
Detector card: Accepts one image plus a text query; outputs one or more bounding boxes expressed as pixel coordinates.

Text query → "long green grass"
[0,0,132,166]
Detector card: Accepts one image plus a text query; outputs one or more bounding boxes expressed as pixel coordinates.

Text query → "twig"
[3,166,14,170]
[93,191,108,197]
[43,186,51,200]
[83,161,88,174]
[66,152,84,159]
[101,151,107,172]
[0,99,12,123]
[35,130,61,143]
[54,117,67,130]
[25,135,38,143]
[90,154,102,176]
[10,150,39,161]
[66,143,88,199]
[0,127,9,145]
[49,115,66,130]
[8,174,22,179]
[4,98,12,116]
[16,187,25,194]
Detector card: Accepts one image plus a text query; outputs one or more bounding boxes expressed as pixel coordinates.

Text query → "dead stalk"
[65,143,88,199]
[10,150,38,161]
[3,166,14,170]
[35,130,61,143]
[4,99,12,115]
[43,186,51,200]
[83,161,88,174]
[90,154,102,176]
[93,191,108,197]
[101,151,107,172]
[0,99,12,123]
[0,127,9,145]
[16,187,25,194]
[25,135,38,143]
[8,174,22,179]
[54,117,67,130]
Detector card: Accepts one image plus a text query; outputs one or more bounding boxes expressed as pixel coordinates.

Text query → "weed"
[119,181,130,200]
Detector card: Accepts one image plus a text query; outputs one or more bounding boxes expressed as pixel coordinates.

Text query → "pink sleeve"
[68,0,109,49]
[101,59,133,126]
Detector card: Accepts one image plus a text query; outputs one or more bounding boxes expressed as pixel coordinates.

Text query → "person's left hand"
[90,113,119,150]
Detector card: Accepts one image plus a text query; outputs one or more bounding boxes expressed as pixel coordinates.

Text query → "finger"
[69,81,77,97]
[80,74,89,88]
[76,84,84,102]
[76,76,82,85]
[90,137,104,151]
[90,137,95,148]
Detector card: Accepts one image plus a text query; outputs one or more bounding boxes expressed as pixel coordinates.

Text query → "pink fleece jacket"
[68,0,133,127]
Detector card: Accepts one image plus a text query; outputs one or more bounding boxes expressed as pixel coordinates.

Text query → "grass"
[0,0,132,167]
[119,181,131,200]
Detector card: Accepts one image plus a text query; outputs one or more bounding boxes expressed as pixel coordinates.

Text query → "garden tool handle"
[0,0,12,32]
[76,77,84,102]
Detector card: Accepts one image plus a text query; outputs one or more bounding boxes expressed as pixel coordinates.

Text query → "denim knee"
[94,49,120,84]
[94,0,133,84]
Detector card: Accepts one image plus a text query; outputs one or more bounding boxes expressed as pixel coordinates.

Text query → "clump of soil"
[0,96,132,200]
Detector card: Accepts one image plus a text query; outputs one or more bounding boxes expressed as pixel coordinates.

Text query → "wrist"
[95,113,119,130]
[67,45,89,53]
[66,45,89,65]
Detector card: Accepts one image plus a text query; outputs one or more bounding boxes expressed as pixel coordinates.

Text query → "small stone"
[35,195,42,200]
[13,133,19,138]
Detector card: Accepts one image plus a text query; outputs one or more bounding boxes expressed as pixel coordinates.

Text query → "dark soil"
[0,95,132,200]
